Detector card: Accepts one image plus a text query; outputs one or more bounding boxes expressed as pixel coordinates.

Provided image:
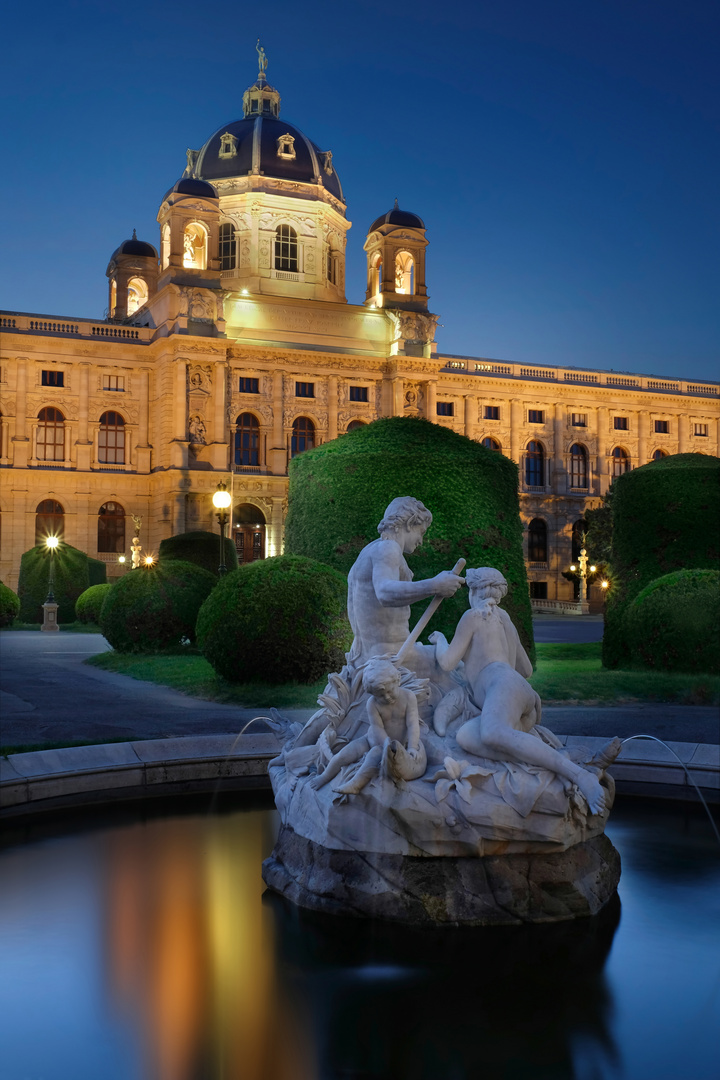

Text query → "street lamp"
[41,536,60,633]
[212,481,232,576]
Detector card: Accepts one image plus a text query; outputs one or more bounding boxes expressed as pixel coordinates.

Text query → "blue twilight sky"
[1,0,718,382]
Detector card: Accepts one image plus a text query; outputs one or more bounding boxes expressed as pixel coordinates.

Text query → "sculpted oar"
[394,558,466,667]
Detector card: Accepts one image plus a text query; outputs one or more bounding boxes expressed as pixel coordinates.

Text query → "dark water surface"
[0,795,718,1080]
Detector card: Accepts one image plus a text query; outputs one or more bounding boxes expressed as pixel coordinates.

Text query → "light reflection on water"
[0,796,717,1080]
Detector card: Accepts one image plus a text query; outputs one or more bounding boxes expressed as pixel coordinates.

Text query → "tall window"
[482,437,501,451]
[183,222,207,269]
[126,277,148,315]
[35,499,64,544]
[161,224,170,269]
[612,447,629,476]
[525,441,544,486]
[234,413,259,467]
[394,252,414,294]
[219,223,236,270]
[327,248,337,284]
[291,417,315,457]
[37,407,65,461]
[570,443,588,488]
[99,411,126,465]
[528,518,547,562]
[274,225,298,272]
[98,501,125,553]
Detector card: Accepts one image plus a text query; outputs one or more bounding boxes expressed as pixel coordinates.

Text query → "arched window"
[291,417,315,457]
[37,407,65,461]
[570,443,588,488]
[652,448,668,461]
[482,437,501,452]
[161,224,170,269]
[612,447,629,477]
[98,501,125,553]
[571,519,588,562]
[347,420,366,432]
[274,225,298,272]
[395,251,414,294]
[234,412,259,467]
[183,222,207,269]
[528,519,547,562]
[35,499,64,544]
[219,222,236,271]
[126,276,148,315]
[525,441,544,486]
[99,411,126,465]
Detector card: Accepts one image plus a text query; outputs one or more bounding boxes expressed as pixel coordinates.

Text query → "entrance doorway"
[233,502,266,564]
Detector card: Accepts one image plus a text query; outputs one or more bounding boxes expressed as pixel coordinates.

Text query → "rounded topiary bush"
[603,453,720,668]
[17,543,107,624]
[197,555,352,684]
[159,530,238,575]
[99,560,217,652]
[624,569,720,673]
[0,581,21,627]
[75,583,113,624]
[284,416,534,660]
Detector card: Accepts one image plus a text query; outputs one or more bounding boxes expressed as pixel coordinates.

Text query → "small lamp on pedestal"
[212,481,232,576]
[41,536,60,633]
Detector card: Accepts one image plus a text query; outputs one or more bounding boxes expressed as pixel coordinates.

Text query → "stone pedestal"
[41,601,59,632]
[262,826,621,926]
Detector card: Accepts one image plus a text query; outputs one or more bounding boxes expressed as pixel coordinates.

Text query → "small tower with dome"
[363,201,429,313]
[105,231,158,320]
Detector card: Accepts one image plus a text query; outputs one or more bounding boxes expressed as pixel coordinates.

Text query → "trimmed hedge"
[159,530,238,576]
[75,583,113,624]
[624,569,719,673]
[196,555,352,684]
[99,559,217,652]
[0,581,20,627]
[283,416,534,660]
[603,453,720,668]
[17,543,108,624]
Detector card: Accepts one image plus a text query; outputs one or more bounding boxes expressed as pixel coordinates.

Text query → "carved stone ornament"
[404,383,423,414]
[397,311,439,344]
[187,290,216,321]
[188,414,207,446]
[187,365,212,392]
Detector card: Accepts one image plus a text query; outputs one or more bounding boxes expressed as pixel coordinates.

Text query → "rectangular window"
[102,375,125,391]
[239,377,259,394]
[436,402,454,417]
[528,409,544,424]
[529,582,548,600]
[694,423,708,437]
[349,385,368,402]
[484,405,500,420]
[571,413,587,427]
[41,369,64,387]
[295,381,314,398]
[654,420,669,433]
[614,416,628,430]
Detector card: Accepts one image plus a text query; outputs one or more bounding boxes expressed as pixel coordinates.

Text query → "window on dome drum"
[219,223,236,271]
[528,410,544,424]
[571,413,587,427]
[219,132,237,158]
[36,407,65,461]
[327,250,337,284]
[103,375,124,392]
[437,402,454,417]
[694,423,708,437]
[238,377,259,394]
[110,280,117,317]
[482,437,501,452]
[612,447,629,476]
[652,449,668,460]
[654,420,669,433]
[275,225,298,272]
[126,277,148,315]
[161,224,170,269]
[614,416,628,430]
[349,386,368,403]
[41,370,64,387]
[234,413,259,467]
[291,417,315,457]
[347,420,366,431]
[98,411,125,465]
[296,382,314,398]
[525,441,544,486]
[35,499,64,544]
[98,501,126,554]
[528,518,548,562]
[183,223,207,270]
[251,100,258,113]
[529,581,548,600]
[277,134,296,159]
[570,443,588,488]
[394,252,414,294]
[484,406,500,420]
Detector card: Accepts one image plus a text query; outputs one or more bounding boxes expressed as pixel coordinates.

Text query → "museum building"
[1,59,718,603]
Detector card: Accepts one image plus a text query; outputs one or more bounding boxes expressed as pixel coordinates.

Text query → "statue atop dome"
[256,39,268,76]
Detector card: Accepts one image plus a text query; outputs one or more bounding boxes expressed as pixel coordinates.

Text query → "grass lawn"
[84,643,720,709]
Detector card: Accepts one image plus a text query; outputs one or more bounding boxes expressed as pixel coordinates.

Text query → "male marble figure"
[347,497,465,677]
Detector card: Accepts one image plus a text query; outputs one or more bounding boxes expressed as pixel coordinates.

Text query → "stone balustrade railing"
[0,312,152,343]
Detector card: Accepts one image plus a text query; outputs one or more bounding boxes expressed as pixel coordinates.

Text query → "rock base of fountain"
[262,827,621,926]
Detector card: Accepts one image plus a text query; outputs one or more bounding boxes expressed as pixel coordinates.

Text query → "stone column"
[76,362,93,471]
[553,402,565,492]
[209,360,228,469]
[637,408,649,467]
[270,371,287,475]
[12,357,30,467]
[596,407,609,494]
[510,399,522,463]
[678,413,689,453]
[269,496,285,557]
[171,358,188,468]
[327,376,338,441]
[136,369,151,473]
[464,395,475,439]
[392,378,404,417]
[425,380,436,421]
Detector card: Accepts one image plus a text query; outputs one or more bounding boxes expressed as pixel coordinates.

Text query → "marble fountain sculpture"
[263,497,622,924]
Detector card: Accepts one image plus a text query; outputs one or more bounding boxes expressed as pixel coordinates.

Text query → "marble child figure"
[430,567,609,816]
[310,658,427,796]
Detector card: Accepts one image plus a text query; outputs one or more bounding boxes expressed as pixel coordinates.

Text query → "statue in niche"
[188,415,206,446]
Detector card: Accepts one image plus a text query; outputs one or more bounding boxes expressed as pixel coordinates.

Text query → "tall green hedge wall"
[17,543,108,623]
[159,530,238,576]
[603,453,720,668]
[284,416,534,660]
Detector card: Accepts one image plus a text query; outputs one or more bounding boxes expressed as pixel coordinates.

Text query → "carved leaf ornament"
[427,756,493,803]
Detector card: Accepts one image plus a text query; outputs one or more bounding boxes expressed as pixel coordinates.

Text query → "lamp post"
[212,481,232,576]
[41,536,60,633]
[569,542,596,615]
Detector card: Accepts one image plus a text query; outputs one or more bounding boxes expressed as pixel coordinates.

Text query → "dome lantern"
[363,200,429,313]
[106,230,159,320]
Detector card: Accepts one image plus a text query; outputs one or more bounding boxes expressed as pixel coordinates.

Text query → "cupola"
[106,230,159,320]
[363,200,429,312]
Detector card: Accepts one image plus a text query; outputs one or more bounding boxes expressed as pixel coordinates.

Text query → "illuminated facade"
[1,57,718,602]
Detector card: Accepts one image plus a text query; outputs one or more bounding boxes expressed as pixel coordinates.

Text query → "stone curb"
[0,733,718,819]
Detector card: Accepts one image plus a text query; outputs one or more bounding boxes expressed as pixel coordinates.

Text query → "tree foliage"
[17,543,107,624]
[75,583,113,624]
[624,569,719,673]
[0,581,21,627]
[158,530,238,576]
